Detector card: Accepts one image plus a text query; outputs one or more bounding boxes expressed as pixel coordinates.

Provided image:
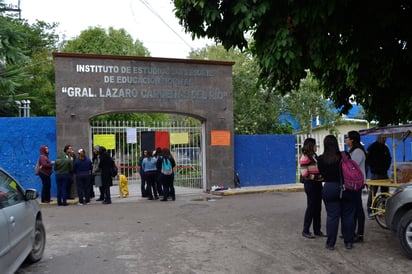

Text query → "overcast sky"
[14,0,212,58]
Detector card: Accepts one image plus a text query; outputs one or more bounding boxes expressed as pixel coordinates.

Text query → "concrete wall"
[54,53,234,190]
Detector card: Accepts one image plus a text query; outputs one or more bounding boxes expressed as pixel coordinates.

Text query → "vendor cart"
[359,124,412,228]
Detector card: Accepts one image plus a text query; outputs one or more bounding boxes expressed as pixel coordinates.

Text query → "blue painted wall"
[235,135,296,186]
[0,117,57,195]
[1,118,411,192]
[0,118,299,195]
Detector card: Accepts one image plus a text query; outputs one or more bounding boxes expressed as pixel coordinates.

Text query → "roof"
[359,124,412,139]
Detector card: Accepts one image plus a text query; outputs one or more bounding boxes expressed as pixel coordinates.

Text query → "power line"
[135,0,194,51]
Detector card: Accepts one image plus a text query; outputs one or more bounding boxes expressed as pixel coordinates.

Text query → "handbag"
[34,160,40,176]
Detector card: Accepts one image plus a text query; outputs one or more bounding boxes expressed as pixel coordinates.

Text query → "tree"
[17,20,60,116]
[61,27,151,56]
[173,1,412,125]
[284,70,341,135]
[190,44,292,134]
[0,2,30,115]
[61,27,168,123]
[1,0,60,117]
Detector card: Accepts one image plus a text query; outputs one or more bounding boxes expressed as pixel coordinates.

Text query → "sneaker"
[77,202,83,206]
[367,212,374,220]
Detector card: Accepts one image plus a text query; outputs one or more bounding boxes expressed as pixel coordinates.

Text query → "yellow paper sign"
[93,134,116,150]
[211,130,231,146]
[170,132,189,145]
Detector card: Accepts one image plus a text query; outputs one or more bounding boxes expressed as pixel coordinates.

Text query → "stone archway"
[53,53,235,190]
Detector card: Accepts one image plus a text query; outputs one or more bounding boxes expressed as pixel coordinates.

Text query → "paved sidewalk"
[211,183,304,196]
[40,182,304,205]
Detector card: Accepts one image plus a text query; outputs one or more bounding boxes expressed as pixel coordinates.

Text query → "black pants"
[161,173,175,200]
[145,171,158,199]
[39,173,51,202]
[76,175,91,204]
[303,180,323,234]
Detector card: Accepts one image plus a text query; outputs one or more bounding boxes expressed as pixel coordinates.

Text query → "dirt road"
[17,191,411,274]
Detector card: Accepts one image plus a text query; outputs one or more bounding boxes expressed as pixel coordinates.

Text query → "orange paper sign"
[211,130,231,146]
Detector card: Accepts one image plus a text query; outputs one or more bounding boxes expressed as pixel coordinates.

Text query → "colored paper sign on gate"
[93,134,116,150]
[211,130,231,146]
[126,127,137,144]
[170,132,189,145]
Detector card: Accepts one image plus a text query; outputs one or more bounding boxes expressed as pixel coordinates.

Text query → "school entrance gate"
[90,120,203,189]
[54,53,234,191]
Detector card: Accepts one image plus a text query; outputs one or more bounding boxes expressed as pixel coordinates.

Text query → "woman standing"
[92,146,104,201]
[300,138,325,239]
[158,148,176,201]
[142,151,159,200]
[54,150,73,206]
[345,131,367,243]
[138,149,149,197]
[73,149,92,205]
[317,135,356,250]
[98,146,115,204]
[38,145,54,203]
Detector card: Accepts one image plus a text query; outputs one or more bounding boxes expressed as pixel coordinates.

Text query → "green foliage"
[91,113,169,125]
[61,27,151,56]
[284,70,341,135]
[1,5,58,116]
[189,44,292,134]
[173,0,412,125]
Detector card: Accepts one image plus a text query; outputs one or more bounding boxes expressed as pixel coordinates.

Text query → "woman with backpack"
[157,148,176,201]
[317,135,356,250]
[345,130,367,243]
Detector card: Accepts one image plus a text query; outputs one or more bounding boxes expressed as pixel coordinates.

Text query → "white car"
[385,182,412,259]
[0,167,46,274]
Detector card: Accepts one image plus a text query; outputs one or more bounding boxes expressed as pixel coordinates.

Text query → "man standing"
[366,135,392,218]
[64,145,76,199]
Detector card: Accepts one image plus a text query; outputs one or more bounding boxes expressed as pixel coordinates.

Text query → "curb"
[211,185,305,196]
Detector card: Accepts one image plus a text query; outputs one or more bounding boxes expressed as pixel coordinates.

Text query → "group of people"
[139,147,176,201]
[300,132,391,250]
[37,144,117,206]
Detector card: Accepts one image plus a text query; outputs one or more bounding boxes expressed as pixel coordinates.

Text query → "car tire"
[25,219,46,263]
[397,209,412,260]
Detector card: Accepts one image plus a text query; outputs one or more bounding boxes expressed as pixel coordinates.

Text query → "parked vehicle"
[385,182,412,259]
[0,167,46,274]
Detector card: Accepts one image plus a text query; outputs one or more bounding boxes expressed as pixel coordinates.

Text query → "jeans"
[323,182,356,247]
[56,173,70,205]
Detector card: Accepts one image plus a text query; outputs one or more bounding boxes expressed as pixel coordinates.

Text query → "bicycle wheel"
[372,193,391,229]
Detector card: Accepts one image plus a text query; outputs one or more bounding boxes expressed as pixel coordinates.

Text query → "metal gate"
[90,120,203,189]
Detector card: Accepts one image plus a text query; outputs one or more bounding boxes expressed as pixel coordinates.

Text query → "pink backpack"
[340,152,364,191]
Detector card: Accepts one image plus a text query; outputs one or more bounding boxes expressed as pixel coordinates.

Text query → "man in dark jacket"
[366,135,392,218]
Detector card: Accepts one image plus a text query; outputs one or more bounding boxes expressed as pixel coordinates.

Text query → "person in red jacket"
[38,145,54,203]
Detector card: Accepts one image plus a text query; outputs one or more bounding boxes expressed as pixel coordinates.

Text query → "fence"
[295,133,347,180]
[90,120,203,189]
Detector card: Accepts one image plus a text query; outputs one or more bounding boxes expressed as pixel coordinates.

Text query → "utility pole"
[2,0,21,19]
